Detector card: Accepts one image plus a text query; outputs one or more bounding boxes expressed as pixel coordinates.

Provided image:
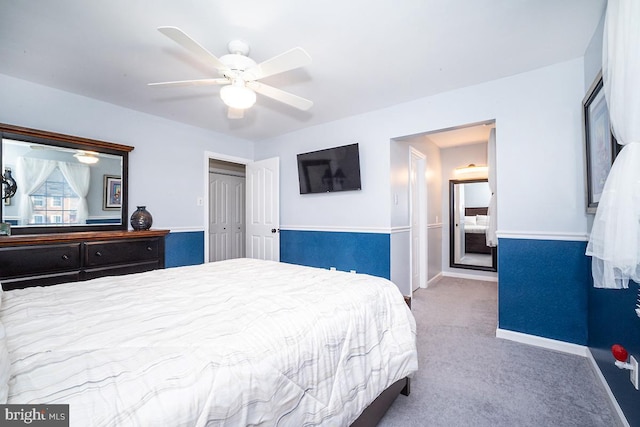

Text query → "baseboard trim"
[586,349,631,427]
[425,272,443,288]
[441,271,498,282]
[495,328,588,357]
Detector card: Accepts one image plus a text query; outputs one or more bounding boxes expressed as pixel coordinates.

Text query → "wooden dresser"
[0,230,170,290]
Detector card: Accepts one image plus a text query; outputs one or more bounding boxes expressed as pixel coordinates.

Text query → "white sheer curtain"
[486,127,497,247]
[15,157,57,225]
[586,0,640,289]
[58,161,90,224]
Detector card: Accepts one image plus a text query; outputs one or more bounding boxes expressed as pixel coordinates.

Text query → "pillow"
[476,215,489,226]
[0,321,9,403]
[464,216,476,225]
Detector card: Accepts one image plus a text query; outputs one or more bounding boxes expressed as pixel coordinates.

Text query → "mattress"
[464,224,488,234]
[0,258,418,426]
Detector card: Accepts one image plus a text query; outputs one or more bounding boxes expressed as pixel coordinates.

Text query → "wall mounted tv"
[297,143,362,194]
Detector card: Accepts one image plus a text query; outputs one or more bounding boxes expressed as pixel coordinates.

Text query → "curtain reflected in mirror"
[449,179,497,272]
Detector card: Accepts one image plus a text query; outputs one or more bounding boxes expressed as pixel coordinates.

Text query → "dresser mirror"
[449,179,497,272]
[0,124,132,235]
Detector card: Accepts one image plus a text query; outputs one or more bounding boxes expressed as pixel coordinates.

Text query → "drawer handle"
[146,246,153,252]
[61,254,70,261]
[95,251,102,257]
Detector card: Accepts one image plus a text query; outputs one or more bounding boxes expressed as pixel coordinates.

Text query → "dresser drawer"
[2,272,82,291]
[0,243,81,278]
[84,238,160,267]
[83,260,160,281]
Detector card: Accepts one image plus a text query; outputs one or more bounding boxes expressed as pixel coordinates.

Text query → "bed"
[0,258,418,426]
[464,207,491,254]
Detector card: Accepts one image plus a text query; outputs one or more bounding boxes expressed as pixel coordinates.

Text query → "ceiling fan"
[149,27,313,119]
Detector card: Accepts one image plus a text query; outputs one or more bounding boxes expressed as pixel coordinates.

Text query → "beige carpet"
[378,276,622,427]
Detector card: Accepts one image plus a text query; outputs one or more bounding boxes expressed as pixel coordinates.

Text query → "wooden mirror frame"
[0,123,133,235]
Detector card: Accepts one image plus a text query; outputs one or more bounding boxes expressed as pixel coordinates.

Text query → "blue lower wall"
[280,229,390,279]
[500,237,640,426]
[165,231,204,268]
[498,238,590,345]
[589,283,640,425]
[164,229,391,278]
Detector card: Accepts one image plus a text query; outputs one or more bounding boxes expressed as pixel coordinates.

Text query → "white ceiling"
[423,122,495,148]
[0,0,605,142]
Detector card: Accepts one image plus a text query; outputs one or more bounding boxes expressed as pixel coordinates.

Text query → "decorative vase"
[130,206,153,230]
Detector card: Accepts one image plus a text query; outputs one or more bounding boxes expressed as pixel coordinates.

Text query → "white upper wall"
[465,182,492,208]
[255,115,393,231]
[389,136,442,229]
[0,74,254,231]
[584,12,605,91]
[256,58,588,238]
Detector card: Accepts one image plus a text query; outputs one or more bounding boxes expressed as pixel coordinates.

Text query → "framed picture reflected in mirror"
[103,175,122,210]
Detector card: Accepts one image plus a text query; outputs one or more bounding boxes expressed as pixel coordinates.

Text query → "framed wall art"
[583,71,619,213]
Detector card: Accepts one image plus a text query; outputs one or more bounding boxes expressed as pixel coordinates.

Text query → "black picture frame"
[103,175,122,210]
[583,71,620,214]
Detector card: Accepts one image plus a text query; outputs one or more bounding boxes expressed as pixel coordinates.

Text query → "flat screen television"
[297,143,362,194]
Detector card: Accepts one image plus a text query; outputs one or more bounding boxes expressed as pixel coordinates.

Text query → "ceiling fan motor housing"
[219,53,257,78]
[227,40,250,56]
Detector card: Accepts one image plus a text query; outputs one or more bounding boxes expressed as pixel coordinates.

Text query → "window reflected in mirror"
[31,168,81,225]
[449,179,497,272]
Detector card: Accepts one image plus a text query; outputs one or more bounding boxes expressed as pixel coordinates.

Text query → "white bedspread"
[0,259,417,426]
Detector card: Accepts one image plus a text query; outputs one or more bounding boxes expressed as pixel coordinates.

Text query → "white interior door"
[209,173,245,262]
[409,148,427,291]
[246,157,280,261]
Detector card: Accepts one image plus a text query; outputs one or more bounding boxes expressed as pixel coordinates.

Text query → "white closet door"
[209,173,245,262]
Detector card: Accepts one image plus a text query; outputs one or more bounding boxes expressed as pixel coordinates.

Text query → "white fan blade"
[158,26,228,71]
[227,107,244,119]
[148,78,228,87]
[247,81,313,111]
[245,47,311,80]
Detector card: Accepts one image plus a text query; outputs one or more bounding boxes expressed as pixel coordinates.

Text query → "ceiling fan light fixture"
[220,82,256,110]
[74,151,100,164]
[454,163,488,177]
